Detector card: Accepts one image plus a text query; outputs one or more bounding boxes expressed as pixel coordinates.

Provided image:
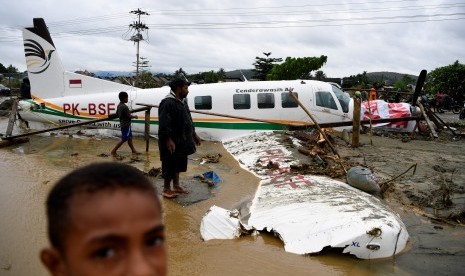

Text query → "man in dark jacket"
[158,79,201,198]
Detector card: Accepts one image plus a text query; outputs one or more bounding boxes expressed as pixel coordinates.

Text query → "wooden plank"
[418,102,438,138]
[144,108,151,152]
[2,106,150,140]
[5,99,18,137]
[352,98,361,147]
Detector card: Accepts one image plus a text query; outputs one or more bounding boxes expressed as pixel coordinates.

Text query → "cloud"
[1,0,464,78]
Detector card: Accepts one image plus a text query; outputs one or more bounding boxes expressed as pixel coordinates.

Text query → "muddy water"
[2,121,457,275]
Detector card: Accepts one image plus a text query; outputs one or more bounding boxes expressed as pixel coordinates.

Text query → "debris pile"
[286,131,353,179]
[201,153,222,164]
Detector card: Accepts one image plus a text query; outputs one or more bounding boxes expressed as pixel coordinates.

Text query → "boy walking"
[111,91,140,158]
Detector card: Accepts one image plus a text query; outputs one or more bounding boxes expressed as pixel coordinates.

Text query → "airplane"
[17,18,416,142]
[18,18,413,260]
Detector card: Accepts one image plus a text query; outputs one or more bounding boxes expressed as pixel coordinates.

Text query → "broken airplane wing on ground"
[201,133,409,259]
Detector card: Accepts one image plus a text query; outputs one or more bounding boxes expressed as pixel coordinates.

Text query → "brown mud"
[1,113,465,275]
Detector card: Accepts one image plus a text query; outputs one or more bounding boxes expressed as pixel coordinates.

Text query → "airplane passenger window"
[281,92,298,108]
[257,93,275,109]
[194,96,212,110]
[233,94,251,109]
[315,91,338,110]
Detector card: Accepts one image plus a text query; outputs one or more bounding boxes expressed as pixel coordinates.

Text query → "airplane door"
[312,90,342,122]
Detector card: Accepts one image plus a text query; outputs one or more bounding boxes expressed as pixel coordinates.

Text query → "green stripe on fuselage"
[33,109,287,131]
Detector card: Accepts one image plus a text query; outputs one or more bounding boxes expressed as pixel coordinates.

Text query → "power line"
[0,5,463,42]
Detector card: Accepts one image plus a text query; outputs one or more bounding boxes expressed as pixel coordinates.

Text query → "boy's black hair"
[118,91,129,101]
[45,162,160,253]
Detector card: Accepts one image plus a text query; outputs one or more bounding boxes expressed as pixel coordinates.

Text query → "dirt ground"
[1,100,465,275]
[278,112,465,226]
[279,113,465,275]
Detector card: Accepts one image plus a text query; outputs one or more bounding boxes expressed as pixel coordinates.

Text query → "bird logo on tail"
[24,39,55,74]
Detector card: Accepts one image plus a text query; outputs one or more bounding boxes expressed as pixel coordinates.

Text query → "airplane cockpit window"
[331,85,350,113]
[257,93,275,109]
[194,96,212,110]
[281,92,298,108]
[315,91,338,110]
[233,94,251,109]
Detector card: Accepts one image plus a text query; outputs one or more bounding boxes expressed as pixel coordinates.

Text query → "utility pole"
[128,9,149,87]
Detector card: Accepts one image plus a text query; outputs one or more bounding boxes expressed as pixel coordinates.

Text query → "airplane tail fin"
[23,18,134,100]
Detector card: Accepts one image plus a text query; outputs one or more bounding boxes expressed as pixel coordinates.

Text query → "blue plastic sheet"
[202,171,221,184]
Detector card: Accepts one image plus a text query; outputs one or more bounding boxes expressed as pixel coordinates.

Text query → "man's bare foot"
[173,186,189,194]
[162,189,178,198]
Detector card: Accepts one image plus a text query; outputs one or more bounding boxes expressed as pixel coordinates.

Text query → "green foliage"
[314,70,326,81]
[203,70,220,83]
[189,68,226,84]
[174,68,188,80]
[217,68,226,81]
[252,52,283,81]
[267,56,327,80]
[393,74,414,91]
[138,71,160,88]
[0,63,19,74]
[424,60,465,102]
[342,71,369,89]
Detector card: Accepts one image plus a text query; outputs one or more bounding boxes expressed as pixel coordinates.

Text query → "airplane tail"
[23,18,134,100]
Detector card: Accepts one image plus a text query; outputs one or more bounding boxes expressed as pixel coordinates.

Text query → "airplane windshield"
[332,86,350,113]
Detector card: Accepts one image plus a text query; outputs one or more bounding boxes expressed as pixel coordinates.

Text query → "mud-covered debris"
[97,153,110,157]
[367,227,382,237]
[298,146,326,157]
[433,165,449,173]
[447,211,465,224]
[194,174,215,187]
[201,153,222,163]
[147,167,161,177]
[266,161,280,170]
[290,161,346,179]
[70,152,79,156]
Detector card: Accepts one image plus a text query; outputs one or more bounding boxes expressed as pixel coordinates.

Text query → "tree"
[138,71,160,88]
[174,68,188,80]
[314,70,326,81]
[424,60,465,102]
[252,52,283,81]
[217,68,226,82]
[342,71,369,89]
[0,63,8,74]
[267,55,327,80]
[393,74,414,91]
[203,70,220,83]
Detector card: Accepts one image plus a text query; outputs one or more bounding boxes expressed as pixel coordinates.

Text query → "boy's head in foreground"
[41,162,166,276]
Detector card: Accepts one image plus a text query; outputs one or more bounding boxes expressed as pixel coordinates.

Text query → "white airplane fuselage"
[19,18,353,141]
[18,18,353,141]
[18,80,353,141]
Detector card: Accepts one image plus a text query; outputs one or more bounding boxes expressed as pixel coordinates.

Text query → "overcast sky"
[1,0,464,78]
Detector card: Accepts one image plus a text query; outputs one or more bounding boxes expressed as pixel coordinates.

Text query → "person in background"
[111,91,140,158]
[369,85,377,101]
[395,88,401,103]
[39,162,167,276]
[158,79,201,198]
[20,77,31,99]
[435,91,444,112]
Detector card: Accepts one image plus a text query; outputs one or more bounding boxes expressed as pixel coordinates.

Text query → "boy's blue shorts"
[121,125,132,142]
